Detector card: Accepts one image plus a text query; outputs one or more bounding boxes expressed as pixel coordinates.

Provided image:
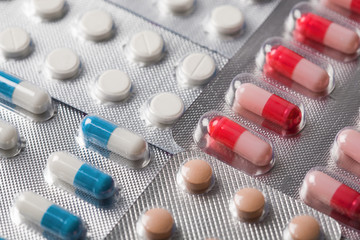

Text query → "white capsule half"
[0,120,19,150]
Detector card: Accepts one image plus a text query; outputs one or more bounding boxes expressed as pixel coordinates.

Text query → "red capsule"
[328,0,360,14]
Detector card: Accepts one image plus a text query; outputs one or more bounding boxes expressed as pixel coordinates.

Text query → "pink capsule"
[328,0,360,14]
[337,128,360,164]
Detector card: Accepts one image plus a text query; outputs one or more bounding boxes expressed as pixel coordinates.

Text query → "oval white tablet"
[45,48,80,80]
[0,120,19,150]
[146,92,184,125]
[0,27,31,58]
[209,5,244,35]
[31,0,65,20]
[178,53,216,86]
[79,10,114,42]
[128,30,164,64]
[95,69,132,102]
[159,0,195,13]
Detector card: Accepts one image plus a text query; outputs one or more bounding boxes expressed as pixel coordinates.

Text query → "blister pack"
[0,0,227,154]
[107,0,282,58]
[0,101,172,239]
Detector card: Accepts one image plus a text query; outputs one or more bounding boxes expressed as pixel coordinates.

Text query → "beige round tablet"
[45,48,80,80]
[95,70,132,102]
[141,208,174,240]
[0,27,31,58]
[210,5,244,35]
[159,0,195,13]
[181,159,213,193]
[288,215,320,240]
[233,188,265,221]
[31,0,65,20]
[79,10,114,41]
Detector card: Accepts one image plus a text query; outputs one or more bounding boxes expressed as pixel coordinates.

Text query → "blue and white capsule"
[0,71,52,114]
[14,191,84,240]
[80,116,148,160]
[47,151,115,200]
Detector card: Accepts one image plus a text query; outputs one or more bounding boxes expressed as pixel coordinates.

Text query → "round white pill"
[146,92,184,125]
[79,10,114,42]
[128,30,164,64]
[159,0,195,13]
[31,0,65,20]
[95,70,132,102]
[0,27,31,58]
[209,5,244,35]
[45,48,80,80]
[178,53,216,86]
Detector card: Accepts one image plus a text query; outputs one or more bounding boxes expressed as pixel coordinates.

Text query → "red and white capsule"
[266,45,330,93]
[295,13,360,54]
[234,83,302,130]
[207,116,273,167]
[328,0,360,14]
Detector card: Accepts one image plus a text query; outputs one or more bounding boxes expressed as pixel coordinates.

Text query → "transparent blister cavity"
[0,27,34,61]
[315,0,360,23]
[141,92,185,129]
[44,151,121,208]
[226,73,306,136]
[77,115,151,169]
[257,37,335,98]
[332,126,360,178]
[282,215,325,240]
[194,111,275,176]
[300,167,360,231]
[229,187,269,223]
[157,0,196,16]
[136,207,176,240]
[0,119,25,158]
[286,1,360,62]
[11,191,87,240]
[23,0,68,22]
[176,158,215,194]
[0,70,56,122]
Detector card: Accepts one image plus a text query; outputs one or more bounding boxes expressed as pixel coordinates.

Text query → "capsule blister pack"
[107,0,282,58]
[0,0,227,154]
[107,151,341,239]
[0,102,172,239]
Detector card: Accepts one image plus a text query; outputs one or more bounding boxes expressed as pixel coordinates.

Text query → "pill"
[284,215,320,240]
[210,5,244,35]
[233,188,265,221]
[178,53,216,87]
[301,170,360,220]
[337,128,360,163]
[0,27,31,58]
[266,46,329,93]
[14,191,84,239]
[31,0,66,20]
[47,151,115,199]
[159,0,195,13]
[140,208,174,240]
[234,83,302,130]
[295,13,360,54]
[128,30,165,64]
[79,10,114,42]
[328,0,360,14]
[0,120,19,150]
[94,70,132,102]
[81,115,148,161]
[0,71,52,114]
[145,92,184,125]
[180,159,213,193]
[45,48,80,80]
[207,116,273,166]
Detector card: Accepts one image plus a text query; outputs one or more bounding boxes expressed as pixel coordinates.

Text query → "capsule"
[295,13,360,54]
[207,116,273,166]
[0,120,19,150]
[337,128,360,164]
[47,151,115,199]
[0,71,52,114]
[301,170,360,220]
[14,191,84,240]
[81,116,148,160]
[266,46,329,93]
[328,0,360,14]
[234,83,302,130]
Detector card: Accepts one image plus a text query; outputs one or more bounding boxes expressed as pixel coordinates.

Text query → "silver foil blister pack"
[0,102,172,239]
[0,0,228,154]
[107,0,282,58]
